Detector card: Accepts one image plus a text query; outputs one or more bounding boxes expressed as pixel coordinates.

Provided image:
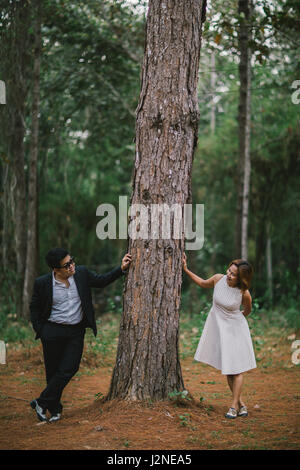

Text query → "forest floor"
[0,317,299,452]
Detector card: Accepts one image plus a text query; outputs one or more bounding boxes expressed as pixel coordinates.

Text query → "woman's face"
[226,264,238,287]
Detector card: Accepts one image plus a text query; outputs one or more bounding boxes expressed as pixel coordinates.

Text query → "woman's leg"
[231,373,244,410]
[226,374,245,409]
[227,375,233,393]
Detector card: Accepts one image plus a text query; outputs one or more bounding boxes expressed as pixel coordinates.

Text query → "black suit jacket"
[30,265,124,339]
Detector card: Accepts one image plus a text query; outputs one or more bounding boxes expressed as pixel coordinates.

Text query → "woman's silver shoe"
[225,407,237,419]
[238,405,248,417]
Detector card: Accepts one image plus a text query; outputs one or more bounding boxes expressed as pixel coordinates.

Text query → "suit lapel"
[73,270,84,302]
[46,273,53,302]
[44,273,53,316]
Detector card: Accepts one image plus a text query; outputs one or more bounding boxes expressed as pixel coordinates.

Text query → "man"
[29,247,132,423]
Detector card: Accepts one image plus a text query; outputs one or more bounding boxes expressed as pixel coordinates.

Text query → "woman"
[182,254,256,419]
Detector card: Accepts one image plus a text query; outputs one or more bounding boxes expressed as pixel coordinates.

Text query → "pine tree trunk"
[13,2,32,315]
[235,0,252,259]
[266,222,273,305]
[1,0,32,314]
[22,0,42,318]
[1,165,14,271]
[107,0,206,401]
[210,52,216,134]
[12,104,27,281]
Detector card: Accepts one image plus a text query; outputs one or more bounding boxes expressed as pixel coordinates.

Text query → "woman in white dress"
[182,254,256,419]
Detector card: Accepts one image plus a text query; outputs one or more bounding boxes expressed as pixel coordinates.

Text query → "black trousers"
[38,321,85,414]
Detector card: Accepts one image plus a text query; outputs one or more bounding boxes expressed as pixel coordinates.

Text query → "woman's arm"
[182,253,222,288]
[242,290,252,316]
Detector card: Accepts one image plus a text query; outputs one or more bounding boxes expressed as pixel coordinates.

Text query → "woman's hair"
[45,247,69,269]
[228,259,253,291]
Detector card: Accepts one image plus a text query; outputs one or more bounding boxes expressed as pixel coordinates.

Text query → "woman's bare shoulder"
[213,274,224,285]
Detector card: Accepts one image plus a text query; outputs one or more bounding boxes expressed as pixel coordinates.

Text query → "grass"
[211,430,223,439]
[0,300,298,367]
[168,389,192,404]
[84,314,121,364]
[178,412,191,427]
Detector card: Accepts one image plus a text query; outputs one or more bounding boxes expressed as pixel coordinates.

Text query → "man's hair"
[45,248,69,269]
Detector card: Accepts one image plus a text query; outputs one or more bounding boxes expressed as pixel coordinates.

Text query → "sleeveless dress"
[194,274,257,375]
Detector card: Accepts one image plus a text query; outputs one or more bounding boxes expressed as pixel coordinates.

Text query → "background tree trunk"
[210,51,216,134]
[3,0,32,315]
[108,0,206,401]
[22,0,42,318]
[235,0,252,260]
[266,222,273,305]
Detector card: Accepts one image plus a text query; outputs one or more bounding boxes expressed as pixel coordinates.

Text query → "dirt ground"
[0,329,299,452]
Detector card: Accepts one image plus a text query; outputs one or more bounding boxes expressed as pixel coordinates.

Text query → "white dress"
[194,274,257,375]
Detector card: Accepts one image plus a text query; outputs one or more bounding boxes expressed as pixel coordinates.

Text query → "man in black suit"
[29,247,132,423]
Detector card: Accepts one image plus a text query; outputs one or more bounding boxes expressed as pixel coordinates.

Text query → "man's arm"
[29,279,43,335]
[87,254,132,288]
[87,266,124,288]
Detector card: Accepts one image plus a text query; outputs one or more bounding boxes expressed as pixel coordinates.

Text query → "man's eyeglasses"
[59,257,75,270]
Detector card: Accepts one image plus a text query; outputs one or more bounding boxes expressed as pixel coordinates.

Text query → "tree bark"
[22,0,42,318]
[266,222,273,305]
[235,0,252,259]
[1,0,32,314]
[210,51,216,134]
[108,0,206,401]
[12,96,27,284]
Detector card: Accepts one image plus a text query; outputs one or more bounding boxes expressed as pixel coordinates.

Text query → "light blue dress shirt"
[48,272,83,325]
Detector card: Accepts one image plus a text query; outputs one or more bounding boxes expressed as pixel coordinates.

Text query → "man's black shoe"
[49,412,61,423]
[30,399,47,422]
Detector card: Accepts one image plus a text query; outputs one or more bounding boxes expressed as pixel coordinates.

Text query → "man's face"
[54,254,76,279]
